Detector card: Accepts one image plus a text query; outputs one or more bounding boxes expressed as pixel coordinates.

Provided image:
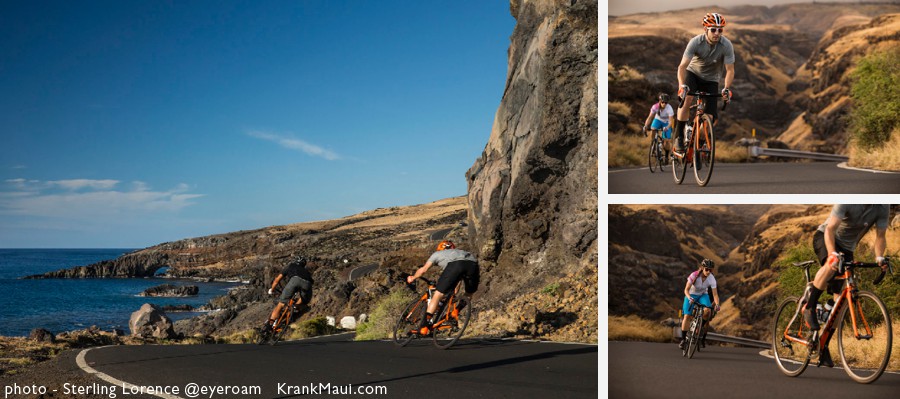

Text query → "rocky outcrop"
[139,284,199,297]
[28,328,55,343]
[129,304,176,339]
[466,0,597,305]
[25,252,169,279]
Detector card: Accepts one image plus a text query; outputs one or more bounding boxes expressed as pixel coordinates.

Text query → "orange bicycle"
[393,277,472,349]
[772,255,893,383]
[673,91,728,187]
[257,292,308,346]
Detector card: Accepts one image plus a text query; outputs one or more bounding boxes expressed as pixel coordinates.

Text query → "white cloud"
[0,179,203,219]
[48,179,119,190]
[247,130,340,161]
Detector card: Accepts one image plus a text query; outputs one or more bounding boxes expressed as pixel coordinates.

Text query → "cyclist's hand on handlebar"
[642,125,648,136]
[715,304,720,312]
[406,275,416,284]
[721,88,732,101]
[267,288,274,296]
[877,257,889,272]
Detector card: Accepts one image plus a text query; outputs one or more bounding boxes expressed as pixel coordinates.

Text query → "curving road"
[77,333,597,399]
[608,162,900,194]
[609,341,900,398]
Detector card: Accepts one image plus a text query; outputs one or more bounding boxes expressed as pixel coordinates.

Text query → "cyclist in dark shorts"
[406,240,479,332]
[673,12,735,153]
[262,255,314,332]
[802,204,889,368]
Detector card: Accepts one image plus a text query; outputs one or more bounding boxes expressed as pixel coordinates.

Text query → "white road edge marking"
[837,162,900,174]
[76,347,185,399]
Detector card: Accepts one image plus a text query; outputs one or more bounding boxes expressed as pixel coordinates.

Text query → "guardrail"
[749,146,849,162]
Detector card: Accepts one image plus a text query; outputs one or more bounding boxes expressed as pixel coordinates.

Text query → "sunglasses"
[702,268,712,272]
[707,27,724,33]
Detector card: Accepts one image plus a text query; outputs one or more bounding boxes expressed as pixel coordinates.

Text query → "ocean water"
[0,249,242,337]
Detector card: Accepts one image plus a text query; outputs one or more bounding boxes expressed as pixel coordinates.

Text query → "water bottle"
[816,303,826,323]
[426,287,435,307]
[685,125,693,142]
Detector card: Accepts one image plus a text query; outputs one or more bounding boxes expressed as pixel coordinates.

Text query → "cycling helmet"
[701,259,715,269]
[436,240,456,251]
[290,255,308,267]
[658,93,670,103]
[702,12,726,27]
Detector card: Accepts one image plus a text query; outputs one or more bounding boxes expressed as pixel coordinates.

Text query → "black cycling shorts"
[436,260,480,295]
[280,276,313,305]
[685,72,719,123]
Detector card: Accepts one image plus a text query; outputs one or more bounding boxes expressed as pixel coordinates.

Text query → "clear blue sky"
[0,1,515,248]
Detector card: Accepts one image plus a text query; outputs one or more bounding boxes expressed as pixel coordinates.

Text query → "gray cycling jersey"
[683,34,735,82]
[817,204,890,252]
[427,249,477,270]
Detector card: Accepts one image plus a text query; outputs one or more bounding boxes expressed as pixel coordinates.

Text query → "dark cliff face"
[465,0,598,302]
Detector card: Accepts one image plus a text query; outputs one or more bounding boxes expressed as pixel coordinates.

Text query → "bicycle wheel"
[686,311,702,359]
[433,297,472,349]
[693,115,715,186]
[393,298,425,347]
[772,296,811,376]
[656,141,666,172]
[648,137,658,173]
[837,291,892,384]
[270,307,293,345]
[672,146,688,184]
[255,327,270,345]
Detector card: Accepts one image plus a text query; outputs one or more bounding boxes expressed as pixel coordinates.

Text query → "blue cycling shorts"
[682,293,712,315]
[650,119,672,139]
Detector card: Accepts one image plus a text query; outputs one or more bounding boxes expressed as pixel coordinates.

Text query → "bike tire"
[656,141,666,172]
[648,137,658,173]
[393,298,425,347]
[433,297,472,349]
[686,310,702,359]
[837,290,892,384]
[772,296,811,377]
[693,115,715,186]
[270,307,293,346]
[672,148,688,184]
[255,327,270,345]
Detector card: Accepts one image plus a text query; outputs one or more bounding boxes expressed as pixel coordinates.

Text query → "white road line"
[837,162,900,174]
[76,347,185,399]
[608,168,648,174]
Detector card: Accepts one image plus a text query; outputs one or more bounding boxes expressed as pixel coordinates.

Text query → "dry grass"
[848,129,900,172]
[608,101,632,118]
[608,315,672,342]
[608,63,644,82]
[833,319,900,372]
[608,133,749,168]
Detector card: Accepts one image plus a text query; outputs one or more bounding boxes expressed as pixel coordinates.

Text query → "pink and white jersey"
[651,103,675,123]
[687,271,716,296]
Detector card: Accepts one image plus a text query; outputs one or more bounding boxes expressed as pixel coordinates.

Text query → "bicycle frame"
[430,282,462,331]
[780,260,884,350]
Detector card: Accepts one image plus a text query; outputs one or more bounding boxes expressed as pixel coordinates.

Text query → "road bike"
[647,126,668,173]
[772,256,893,383]
[393,277,472,349]
[672,91,728,186]
[682,301,714,359]
[256,292,308,346]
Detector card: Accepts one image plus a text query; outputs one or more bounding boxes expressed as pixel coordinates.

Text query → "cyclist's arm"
[683,279,693,299]
[407,261,434,284]
[874,226,887,264]
[722,63,734,92]
[270,274,284,291]
[676,56,691,88]
[644,110,656,129]
[711,287,720,308]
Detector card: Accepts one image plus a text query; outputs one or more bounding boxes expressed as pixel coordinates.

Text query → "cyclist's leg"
[270,277,300,323]
[698,294,713,320]
[696,78,719,124]
[675,73,701,152]
[679,295,694,347]
[460,261,480,306]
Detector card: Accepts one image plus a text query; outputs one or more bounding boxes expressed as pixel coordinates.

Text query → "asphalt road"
[608,162,900,194]
[609,341,900,399]
[78,333,597,399]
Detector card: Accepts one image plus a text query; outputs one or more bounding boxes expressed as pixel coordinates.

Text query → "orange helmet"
[436,240,456,251]
[702,12,726,27]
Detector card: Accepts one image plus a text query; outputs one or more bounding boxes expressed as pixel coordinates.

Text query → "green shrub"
[541,282,561,296]
[292,316,338,339]
[355,288,417,341]
[850,49,900,150]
